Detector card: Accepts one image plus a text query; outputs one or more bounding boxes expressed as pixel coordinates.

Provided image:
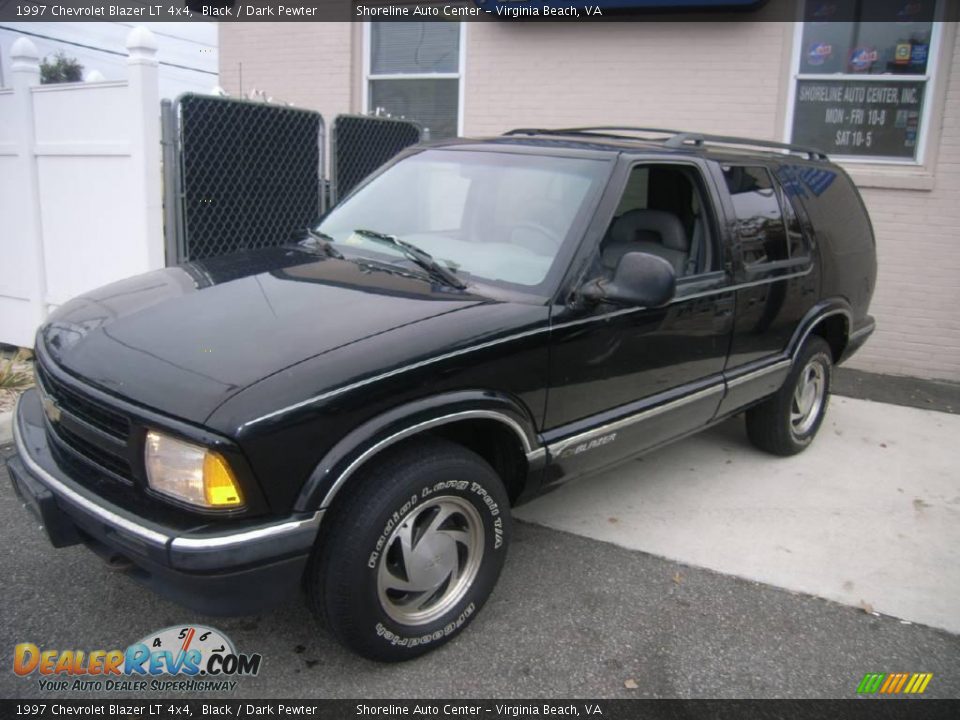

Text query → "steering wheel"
[510,221,562,256]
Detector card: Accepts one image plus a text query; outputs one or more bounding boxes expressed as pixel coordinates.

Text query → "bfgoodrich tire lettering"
[307,437,511,662]
[746,336,833,457]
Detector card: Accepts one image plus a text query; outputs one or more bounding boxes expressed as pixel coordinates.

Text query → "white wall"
[219,23,355,114]
[0,28,163,348]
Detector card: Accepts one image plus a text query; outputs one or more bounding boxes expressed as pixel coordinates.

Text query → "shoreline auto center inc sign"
[792,79,925,159]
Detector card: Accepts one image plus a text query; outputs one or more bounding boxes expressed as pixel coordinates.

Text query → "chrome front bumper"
[6,389,322,614]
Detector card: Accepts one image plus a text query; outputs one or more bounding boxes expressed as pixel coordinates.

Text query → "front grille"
[36,357,135,485]
[36,363,129,440]
[54,422,133,483]
[47,429,130,489]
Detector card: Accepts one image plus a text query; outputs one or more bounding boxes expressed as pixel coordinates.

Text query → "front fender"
[293,390,543,513]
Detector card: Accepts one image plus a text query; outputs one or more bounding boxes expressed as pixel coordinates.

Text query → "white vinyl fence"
[0,28,163,348]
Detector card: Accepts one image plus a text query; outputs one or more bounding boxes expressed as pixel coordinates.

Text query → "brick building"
[220,6,960,382]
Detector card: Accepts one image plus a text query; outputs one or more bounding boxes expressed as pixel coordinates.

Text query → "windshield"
[317,149,610,292]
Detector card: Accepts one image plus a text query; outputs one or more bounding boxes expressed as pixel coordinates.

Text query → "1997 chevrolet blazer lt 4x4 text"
[6,127,876,661]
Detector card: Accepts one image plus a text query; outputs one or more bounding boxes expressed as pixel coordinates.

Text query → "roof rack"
[667,131,830,161]
[505,126,683,142]
[503,126,829,161]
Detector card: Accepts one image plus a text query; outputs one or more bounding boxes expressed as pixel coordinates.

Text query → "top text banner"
[0,0,940,22]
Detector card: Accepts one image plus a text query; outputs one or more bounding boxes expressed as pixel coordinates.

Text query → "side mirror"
[580,252,677,308]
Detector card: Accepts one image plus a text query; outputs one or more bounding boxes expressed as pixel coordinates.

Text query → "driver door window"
[600,163,716,279]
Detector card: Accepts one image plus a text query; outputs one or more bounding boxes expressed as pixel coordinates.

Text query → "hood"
[40,247,492,424]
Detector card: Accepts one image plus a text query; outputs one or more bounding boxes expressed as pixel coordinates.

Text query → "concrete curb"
[0,410,12,447]
[833,367,960,415]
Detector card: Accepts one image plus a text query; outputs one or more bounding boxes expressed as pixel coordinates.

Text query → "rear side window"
[722,166,788,266]
[776,163,874,257]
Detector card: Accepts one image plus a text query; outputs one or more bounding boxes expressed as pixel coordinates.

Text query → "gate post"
[160,99,181,266]
[126,27,164,271]
[10,37,46,344]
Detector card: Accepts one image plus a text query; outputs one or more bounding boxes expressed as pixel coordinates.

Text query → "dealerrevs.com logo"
[13,625,262,693]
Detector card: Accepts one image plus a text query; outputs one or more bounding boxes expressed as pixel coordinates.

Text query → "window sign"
[789,0,940,162]
[793,79,925,158]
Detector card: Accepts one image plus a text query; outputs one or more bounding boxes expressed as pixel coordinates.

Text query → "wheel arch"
[294,391,544,514]
[788,300,852,365]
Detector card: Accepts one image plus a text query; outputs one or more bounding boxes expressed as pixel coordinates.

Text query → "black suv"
[6,127,876,661]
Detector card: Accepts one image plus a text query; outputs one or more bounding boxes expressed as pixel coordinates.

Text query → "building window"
[787,0,942,163]
[365,22,463,139]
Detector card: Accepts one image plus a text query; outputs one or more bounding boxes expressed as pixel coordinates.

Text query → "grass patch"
[0,347,34,414]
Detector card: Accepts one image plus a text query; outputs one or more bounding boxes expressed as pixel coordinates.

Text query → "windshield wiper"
[352,229,466,290]
[299,228,343,259]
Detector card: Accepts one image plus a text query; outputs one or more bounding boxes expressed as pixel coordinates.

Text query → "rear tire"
[746,336,832,456]
[306,437,511,662]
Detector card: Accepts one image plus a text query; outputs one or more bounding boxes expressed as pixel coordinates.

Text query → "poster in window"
[791,79,925,159]
[798,20,934,76]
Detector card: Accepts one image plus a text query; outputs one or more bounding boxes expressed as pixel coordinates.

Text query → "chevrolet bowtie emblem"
[41,392,61,424]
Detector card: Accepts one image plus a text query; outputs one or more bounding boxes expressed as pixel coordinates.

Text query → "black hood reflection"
[40,247,489,424]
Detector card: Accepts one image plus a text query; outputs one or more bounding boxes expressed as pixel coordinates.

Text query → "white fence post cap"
[125,26,158,58]
[11,36,39,66]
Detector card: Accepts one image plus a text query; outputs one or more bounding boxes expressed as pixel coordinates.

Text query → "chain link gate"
[330,115,422,204]
[162,94,325,264]
[161,101,425,265]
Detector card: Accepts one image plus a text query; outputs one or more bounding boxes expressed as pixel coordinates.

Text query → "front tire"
[746,336,833,456]
[307,437,511,661]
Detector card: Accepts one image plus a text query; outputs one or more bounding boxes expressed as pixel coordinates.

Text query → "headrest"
[610,209,689,252]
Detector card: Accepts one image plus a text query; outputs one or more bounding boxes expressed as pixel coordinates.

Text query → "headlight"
[144,431,244,509]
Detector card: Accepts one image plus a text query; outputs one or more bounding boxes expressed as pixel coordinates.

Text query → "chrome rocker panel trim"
[726,359,791,389]
[547,384,724,458]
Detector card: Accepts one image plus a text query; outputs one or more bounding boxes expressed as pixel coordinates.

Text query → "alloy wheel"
[376,496,485,626]
[790,358,826,436]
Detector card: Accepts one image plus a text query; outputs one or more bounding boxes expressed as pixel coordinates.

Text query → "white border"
[361,21,466,137]
[783,1,944,166]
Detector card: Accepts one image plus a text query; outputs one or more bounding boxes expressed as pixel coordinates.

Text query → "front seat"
[602,209,690,275]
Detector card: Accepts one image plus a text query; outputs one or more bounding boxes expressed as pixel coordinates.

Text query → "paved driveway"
[517,396,960,634]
